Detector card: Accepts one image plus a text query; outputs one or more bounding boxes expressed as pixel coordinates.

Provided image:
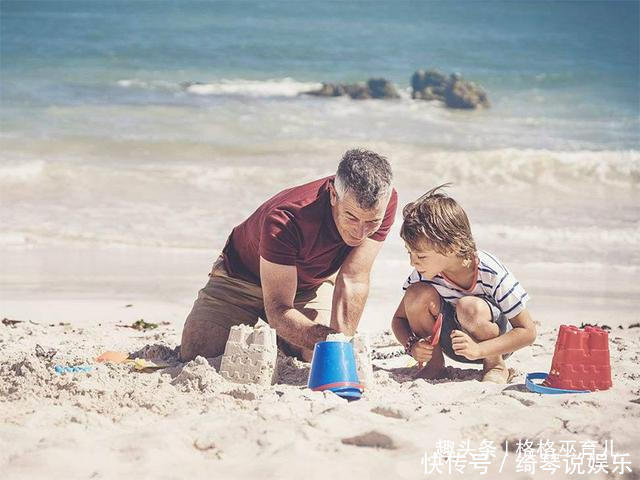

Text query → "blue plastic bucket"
[307,341,362,399]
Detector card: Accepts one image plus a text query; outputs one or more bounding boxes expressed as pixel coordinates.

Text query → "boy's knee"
[404,283,440,317]
[455,297,490,328]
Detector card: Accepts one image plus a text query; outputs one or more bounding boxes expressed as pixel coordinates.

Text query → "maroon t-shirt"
[222,176,398,291]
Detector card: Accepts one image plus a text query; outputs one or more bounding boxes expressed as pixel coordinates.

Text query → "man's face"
[404,240,450,279]
[329,182,388,247]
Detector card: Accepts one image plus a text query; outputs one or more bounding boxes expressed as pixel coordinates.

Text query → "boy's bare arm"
[392,295,439,366]
[391,297,413,346]
[471,309,537,359]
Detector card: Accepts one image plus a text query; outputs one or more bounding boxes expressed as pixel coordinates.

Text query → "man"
[180,148,397,362]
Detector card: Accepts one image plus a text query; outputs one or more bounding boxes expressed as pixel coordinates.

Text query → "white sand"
[1,246,639,479]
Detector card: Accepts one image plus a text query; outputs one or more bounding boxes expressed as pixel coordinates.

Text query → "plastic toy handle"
[430,313,443,346]
[525,372,590,395]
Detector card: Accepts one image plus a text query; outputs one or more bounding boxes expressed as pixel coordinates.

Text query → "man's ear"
[328,180,338,207]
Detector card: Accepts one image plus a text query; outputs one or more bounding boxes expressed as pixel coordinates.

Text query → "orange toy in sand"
[96,351,129,363]
[543,325,612,391]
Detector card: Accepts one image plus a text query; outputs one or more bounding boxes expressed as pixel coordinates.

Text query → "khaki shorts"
[179,256,334,361]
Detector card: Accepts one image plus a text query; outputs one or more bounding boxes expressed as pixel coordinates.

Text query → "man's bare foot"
[414,348,446,380]
[481,357,512,384]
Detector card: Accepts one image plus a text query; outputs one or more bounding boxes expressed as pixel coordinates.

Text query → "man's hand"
[451,330,482,360]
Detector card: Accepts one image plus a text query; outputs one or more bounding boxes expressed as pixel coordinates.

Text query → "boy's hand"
[411,339,435,366]
[451,330,482,360]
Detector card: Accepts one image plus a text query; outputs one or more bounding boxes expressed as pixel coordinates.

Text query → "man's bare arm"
[331,238,384,336]
[260,256,337,350]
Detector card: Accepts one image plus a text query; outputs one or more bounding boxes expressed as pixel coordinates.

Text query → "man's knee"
[179,314,230,362]
[179,342,200,363]
[404,283,440,319]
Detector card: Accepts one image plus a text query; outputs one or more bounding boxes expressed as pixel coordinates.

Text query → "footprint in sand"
[370,406,410,420]
[341,430,397,450]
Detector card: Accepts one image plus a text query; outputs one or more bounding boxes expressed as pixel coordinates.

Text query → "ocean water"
[1,0,639,271]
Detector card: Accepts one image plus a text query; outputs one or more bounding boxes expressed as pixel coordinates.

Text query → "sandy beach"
[1,245,639,479]
[2,1,639,478]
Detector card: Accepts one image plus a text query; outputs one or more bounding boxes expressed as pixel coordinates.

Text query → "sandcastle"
[352,333,374,391]
[219,320,278,386]
[543,325,612,391]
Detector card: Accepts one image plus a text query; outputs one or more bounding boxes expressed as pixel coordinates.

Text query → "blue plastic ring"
[525,372,590,395]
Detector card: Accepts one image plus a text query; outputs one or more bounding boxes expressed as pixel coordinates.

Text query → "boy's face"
[405,240,450,279]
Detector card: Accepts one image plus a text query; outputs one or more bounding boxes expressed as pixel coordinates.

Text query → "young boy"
[391,185,537,383]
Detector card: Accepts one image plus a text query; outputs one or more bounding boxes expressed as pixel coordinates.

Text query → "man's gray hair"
[334,148,393,209]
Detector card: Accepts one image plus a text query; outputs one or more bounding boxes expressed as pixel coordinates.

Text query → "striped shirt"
[402,250,530,319]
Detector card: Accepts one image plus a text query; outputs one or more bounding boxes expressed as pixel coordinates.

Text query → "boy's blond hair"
[400,184,476,262]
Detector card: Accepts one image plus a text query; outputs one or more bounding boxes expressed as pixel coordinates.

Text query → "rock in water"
[411,68,490,109]
[304,78,399,100]
[444,74,490,109]
[367,78,400,99]
[411,68,448,97]
[305,82,345,97]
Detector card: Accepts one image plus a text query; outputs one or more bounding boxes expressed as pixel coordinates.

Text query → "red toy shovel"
[428,312,443,346]
[416,313,444,369]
